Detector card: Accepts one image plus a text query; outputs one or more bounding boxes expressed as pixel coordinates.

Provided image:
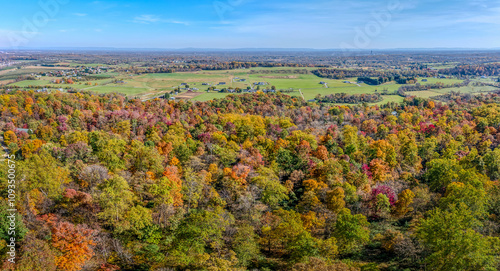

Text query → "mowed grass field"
[7,66,496,104]
[10,77,116,89]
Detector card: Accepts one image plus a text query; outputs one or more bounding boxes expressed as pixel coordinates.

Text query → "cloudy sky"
[0,0,499,49]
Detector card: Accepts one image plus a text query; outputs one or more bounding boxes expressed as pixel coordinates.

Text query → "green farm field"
[9,77,116,89]
[7,66,495,104]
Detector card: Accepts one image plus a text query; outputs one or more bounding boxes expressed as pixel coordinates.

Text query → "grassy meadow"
[4,65,498,104]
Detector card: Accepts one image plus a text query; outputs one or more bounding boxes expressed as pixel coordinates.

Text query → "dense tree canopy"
[2,90,500,270]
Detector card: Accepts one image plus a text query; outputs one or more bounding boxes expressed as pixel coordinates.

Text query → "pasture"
[6,65,496,104]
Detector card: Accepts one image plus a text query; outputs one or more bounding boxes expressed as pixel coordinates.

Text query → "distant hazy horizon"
[2,47,500,52]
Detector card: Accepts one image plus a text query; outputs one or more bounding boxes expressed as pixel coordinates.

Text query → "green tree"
[332,208,370,254]
[97,175,135,231]
[126,140,164,174]
[88,132,127,172]
[0,201,28,242]
[181,167,205,210]
[169,207,233,268]
[342,125,359,155]
[439,182,487,218]
[326,187,346,213]
[484,148,500,180]
[419,136,438,162]
[123,205,153,237]
[287,231,320,263]
[251,167,289,209]
[424,159,461,191]
[260,209,324,263]
[398,130,422,171]
[232,224,260,267]
[19,149,69,199]
[417,204,499,271]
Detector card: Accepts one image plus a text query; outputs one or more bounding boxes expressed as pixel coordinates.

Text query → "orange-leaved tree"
[40,214,96,271]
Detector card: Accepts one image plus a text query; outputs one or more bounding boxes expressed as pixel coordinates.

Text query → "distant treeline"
[315,92,382,104]
[2,84,75,90]
[439,63,500,77]
[312,68,437,80]
[429,90,500,103]
[248,69,310,74]
[397,80,470,97]
[357,76,417,86]
[431,91,477,103]
[117,62,324,74]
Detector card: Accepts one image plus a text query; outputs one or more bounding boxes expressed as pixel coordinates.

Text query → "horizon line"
[2,47,500,52]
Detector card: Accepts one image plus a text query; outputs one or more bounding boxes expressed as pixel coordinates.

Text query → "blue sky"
[0,0,499,49]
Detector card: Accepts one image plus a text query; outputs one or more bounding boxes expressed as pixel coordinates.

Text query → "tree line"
[312,68,437,80]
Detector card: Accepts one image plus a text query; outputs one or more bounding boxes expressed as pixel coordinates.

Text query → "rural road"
[299,89,305,101]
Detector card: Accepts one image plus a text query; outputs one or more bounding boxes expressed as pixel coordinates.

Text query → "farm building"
[36,88,48,93]
[16,128,33,133]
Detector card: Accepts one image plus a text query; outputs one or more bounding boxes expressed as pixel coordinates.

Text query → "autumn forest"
[1,84,500,270]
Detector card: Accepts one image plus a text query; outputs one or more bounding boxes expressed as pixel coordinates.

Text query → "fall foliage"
[2,90,500,270]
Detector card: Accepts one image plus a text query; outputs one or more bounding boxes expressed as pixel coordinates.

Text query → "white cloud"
[171,20,189,25]
[133,14,161,24]
[132,15,189,25]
